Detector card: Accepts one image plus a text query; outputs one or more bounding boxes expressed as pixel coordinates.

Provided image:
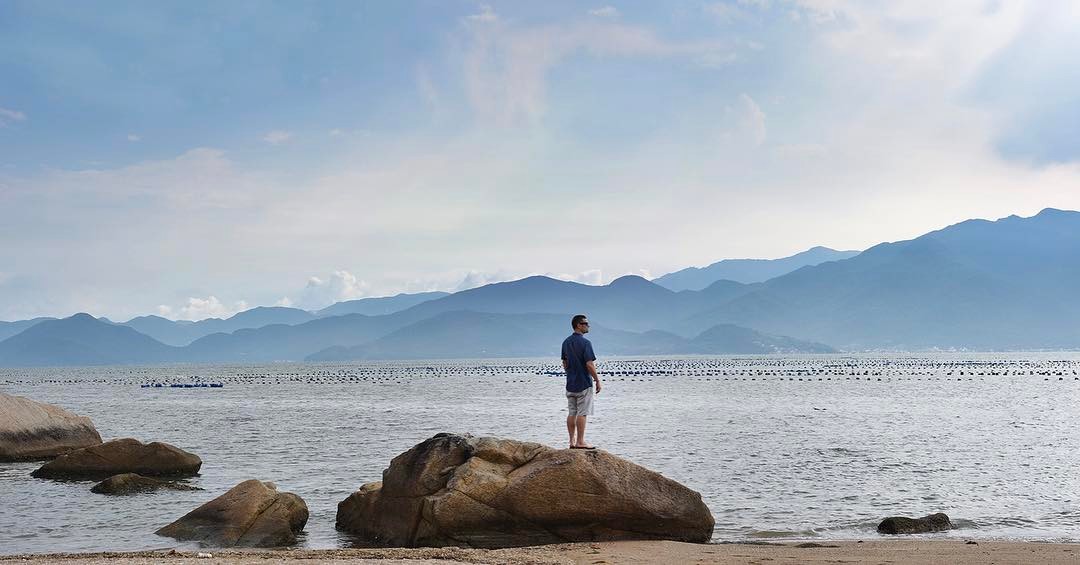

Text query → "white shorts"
[566,387,594,416]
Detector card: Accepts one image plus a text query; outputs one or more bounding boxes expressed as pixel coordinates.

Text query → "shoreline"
[5,540,1080,565]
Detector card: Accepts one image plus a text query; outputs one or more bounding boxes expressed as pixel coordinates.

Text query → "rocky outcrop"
[877,513,952,534]
[0,393,102,461]
[156,479,308,547]
[91,473,203,495]
[31,438,201,479]
[336,433,714,548]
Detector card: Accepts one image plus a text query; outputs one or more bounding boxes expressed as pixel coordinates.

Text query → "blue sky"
[2,1,1079,320]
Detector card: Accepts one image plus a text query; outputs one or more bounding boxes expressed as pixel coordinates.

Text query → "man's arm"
[562,359,568,371]
[586,360,602,394]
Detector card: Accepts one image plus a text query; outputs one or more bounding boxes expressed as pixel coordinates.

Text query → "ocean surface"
[3,354,1080,555]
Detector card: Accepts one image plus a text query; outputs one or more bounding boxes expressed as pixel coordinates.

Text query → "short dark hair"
[571,314,587,329]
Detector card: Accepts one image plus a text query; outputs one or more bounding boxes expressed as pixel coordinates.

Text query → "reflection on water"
[2,354,1080,554]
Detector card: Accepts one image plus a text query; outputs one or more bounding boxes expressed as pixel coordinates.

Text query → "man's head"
[571,314,590,334]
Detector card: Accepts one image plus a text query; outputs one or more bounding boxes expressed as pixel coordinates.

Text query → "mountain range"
[653,246,860,290]
[308,311,833,361]
[1,208,1078,365]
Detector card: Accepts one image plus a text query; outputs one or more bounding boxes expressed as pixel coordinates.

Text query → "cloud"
[588,6,619,18]
[466,5,498,23]
[295,270,370,309]
[461,18,736,125]
[14,147,266,209]
[550,269,605,286]
[126,133,141,142]
[704,3,750,22]
[262,130,293,145]
[453,268,612,291]
[0,107,26,127]
[156,296,249,321]
[453,269,517,291]
[734,93,766,147]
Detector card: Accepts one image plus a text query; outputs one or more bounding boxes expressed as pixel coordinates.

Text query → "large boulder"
[91,473,203,495]
[877,513,952,534]
[156,479,308,547]
[336,433,715,548]
[0,393,102,461]
[31,438,201,480]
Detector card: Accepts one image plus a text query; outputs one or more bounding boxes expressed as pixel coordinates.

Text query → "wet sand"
[5,540,1080,565]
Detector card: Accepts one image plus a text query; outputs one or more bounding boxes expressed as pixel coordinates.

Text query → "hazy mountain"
[654,246,861,291]
[682,323,834,354]
[388,274,755,333]
[180,313,411,363]
[679,209,1080,349]
[315,291,449,317]
[0,313,179,367]
[307,311,834,361]
[122,306,317,346]
[0,317,54,342]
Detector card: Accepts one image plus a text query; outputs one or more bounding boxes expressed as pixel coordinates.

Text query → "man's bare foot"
[571,444,596,450]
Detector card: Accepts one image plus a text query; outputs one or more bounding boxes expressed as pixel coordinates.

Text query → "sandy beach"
[5,540,1080,565]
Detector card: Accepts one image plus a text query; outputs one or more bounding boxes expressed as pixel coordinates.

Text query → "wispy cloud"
[461,20,736,125]
[466,5,498,23]
[588,6,619,18]
[0,107,26,127]
[126,133,141,142]
[262,130,293,145]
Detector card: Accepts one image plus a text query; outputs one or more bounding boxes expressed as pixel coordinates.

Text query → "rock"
[90,473,203,495]
[877,513,952,534]
[31,438,201,480]
[0,393,102,461]
[156,479,308,547]
[336,433,715,548]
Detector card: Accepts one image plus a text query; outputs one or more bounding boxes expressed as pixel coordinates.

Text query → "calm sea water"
[3,354,1080,555]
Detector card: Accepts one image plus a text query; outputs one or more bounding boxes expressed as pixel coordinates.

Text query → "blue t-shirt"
[561,333,596,393]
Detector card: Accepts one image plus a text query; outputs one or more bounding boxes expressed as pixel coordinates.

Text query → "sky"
[1,0,1079,321]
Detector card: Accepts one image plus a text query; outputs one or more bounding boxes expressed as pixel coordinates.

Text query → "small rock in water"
[156,479,308,547]
[197,552,213,558]
[90,473,202,495]
[877,513,952,534]
[32,438,202,480]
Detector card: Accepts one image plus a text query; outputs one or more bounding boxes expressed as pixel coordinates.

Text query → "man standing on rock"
[562,314,601,449]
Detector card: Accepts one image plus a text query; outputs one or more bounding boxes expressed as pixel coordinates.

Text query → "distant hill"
[654,246,860,290]
[307,311,833,361]
[315,291,449,317]
[386,274,756,333]
[0,317,54,342]
[679,209,1080,349]
[180,313,410,363]
[122,306,317,346]
[0,313,179,367]
[118,295,449,347]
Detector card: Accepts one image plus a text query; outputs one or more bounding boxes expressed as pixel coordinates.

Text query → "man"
[561,314,602,449]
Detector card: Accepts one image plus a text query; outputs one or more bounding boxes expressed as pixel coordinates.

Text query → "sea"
[2,353,1080,555]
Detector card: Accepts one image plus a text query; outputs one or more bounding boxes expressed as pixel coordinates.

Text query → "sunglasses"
[579,321,590,326]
